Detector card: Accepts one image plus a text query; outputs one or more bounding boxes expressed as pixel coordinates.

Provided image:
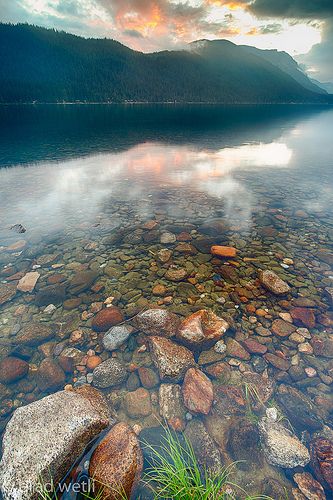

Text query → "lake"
[0,104,333,498]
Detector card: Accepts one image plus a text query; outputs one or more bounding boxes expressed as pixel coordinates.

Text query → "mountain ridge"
[0,23,331,104]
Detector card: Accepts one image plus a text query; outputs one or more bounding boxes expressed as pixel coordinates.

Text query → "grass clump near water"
[143,425,273,500]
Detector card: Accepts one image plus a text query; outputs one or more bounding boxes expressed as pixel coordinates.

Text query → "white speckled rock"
[0,386,112,500]
[259,270,290,295]
[258,417,310,468]
[102,325,134,351]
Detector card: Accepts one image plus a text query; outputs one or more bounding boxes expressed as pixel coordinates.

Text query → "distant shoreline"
[0,101,332,106]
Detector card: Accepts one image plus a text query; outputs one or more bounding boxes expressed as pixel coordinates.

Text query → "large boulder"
[89,422,143,499]
[149,336,195,382]
[258,416,310,468]
[135,308,180,338]
[0,386,111,499]
[177,310,229,349]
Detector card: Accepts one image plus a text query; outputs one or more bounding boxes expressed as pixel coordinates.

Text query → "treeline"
[0,23,330,104]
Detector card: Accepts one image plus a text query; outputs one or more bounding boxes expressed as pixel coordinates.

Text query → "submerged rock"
[211,246,237,258]
[36,358,66,392]
[158,384,186,430]
[35,284,66,307]
[0,386,111,500]
[124,388,152,418]
[310,437,333,492]
[89,422,143,499]
[293,472,326,500]
[68,270,98,294]
[182,368,213,415]
[92,306,124,332]
[15,323,54,346]
[135,308,180,338]
[103,325,134,351]
[276,384,323,432]
[92,358,127,388]
[0,283,16,305]
[149,336,195,382]
[177,309,229,349]
[184,420,222,475]
[258,416,310,468]
[0,357,29,384]
[259,270,290,295]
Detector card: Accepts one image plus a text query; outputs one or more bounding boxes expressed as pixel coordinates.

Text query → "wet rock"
[149,336,195,382]
[0,283,16,305]
[177,309,229,349]
[219,265,239,283]
[311,335,333,358]
[124,388,152,418]
[157,248,172,263]
[0,357,29,384]
[214,385,247,416]
[135,308,180,338]
[17,272,40,293]
[0,386,111,500]
[226,338,251,360]
[165,267,188,282]
[68,270,98,294]
[92,306,124,332]
[10,223,26,234]
[158,384,186,429]
[152,283,167,296]
[37,358,66,392]
[324,288,333,306]
[138,367,159,389]
[35,284,66,306]
[192,237,216,253]
[5,239,26,252]
[184,419,222,475]
[160,232,176,244]
[103,325,134,351]
[182,368,213,415]
[199,219,227,236]
[241,372,274,408]
[264,353,290,371]
[258,416,310,468]
[15,323,54,346]
[211,246,237,258]
[205,361,231,381]
[227,418,260,462]
[259,270,290,295]
[272,319,296,337]
[277,384,323,432]
[290,307,316,328]
[93,358,127,388]
[293,472,326,500]
[241,338,267,354]
[89,422,143,499]
[310,437,333,492]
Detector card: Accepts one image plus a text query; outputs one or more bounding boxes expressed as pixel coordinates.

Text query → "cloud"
[249,0,333,19]
[297,18,333,81]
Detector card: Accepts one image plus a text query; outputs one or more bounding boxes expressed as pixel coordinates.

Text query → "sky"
[1,0,332,82]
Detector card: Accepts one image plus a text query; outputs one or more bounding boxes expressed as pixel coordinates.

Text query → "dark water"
[0,104,333,498]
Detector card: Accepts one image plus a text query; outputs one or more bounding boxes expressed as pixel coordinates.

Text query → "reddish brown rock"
[272,319,296,338]
[149,336,195,382]
[0,283,16,305]
[211,246,237,258]
[259,270,290,295]
[310,437,333,492]
[241,338,267,355]
[293,472,326,500]
[182,368,213,415]
[290,307,316,328]
[37,358,66,392]
[138,367,159,389]
[92,307,124,332]
[311,335,333,358]
[5,240,26,252]
[86,355,102,370]
[89,422,143,499]
[205,362,232,381]
[225,338,251,360]
[0,357,29,384]
[214,385,247,416]
[124,388,152,418]
[177,309,229,348]
[264,353,290,371]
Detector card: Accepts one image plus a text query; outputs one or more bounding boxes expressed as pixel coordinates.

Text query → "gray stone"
[103,325,134,351]
[258,417,310,468]
[0,386,111,500]
[92,358,127,388]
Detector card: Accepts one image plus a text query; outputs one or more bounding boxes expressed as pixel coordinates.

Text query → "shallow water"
[0,104,333,498]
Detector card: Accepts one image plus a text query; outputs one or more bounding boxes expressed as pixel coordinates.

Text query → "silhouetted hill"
[0,24,331,104]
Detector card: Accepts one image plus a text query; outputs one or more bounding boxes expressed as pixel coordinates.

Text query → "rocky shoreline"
[0,187,333,498]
